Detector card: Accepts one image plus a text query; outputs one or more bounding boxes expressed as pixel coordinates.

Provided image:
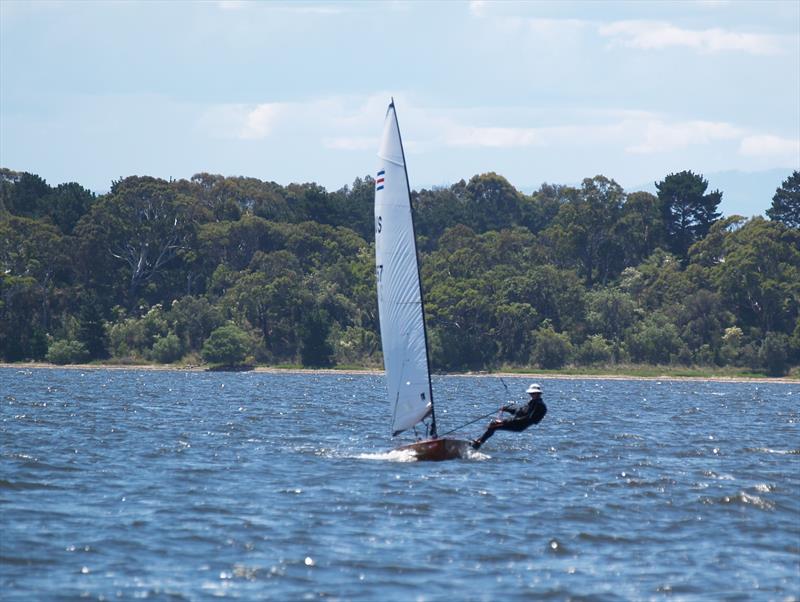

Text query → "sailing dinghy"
[375,100,472,461]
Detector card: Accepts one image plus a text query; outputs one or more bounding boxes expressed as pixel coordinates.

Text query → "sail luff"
[375,100,435,437]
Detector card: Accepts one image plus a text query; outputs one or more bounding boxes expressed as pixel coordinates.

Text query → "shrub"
[201,324,250,366]
[46,340,88,365]
[576,335,613,365]
[151,332,183,364]
[626,314,682,364]
[760,332,790,376]
[531,326,573,369]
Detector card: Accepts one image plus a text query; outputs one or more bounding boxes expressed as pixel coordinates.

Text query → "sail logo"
[376,170,385,191]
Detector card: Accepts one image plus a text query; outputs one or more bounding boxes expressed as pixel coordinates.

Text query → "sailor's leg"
[472,421,500,449]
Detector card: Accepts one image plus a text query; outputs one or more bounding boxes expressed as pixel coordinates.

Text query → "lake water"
[1,367,798,601]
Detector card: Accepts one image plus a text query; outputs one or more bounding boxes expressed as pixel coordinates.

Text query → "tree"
[46,340,88,365]
[626,313,684,364]
[77,299,109,360]
[711,218,800,333]
[576,335,613,365]
[202,324,250,365]
[0,170,51,217]
[531,325,573,369]
[617,191,664,267]
[766,171,800,229]
[151,333,183,364]
[0,216,69,333]
[546,176,626,286]
[0,274,48,360]
[463,172,524,232]
[656,171,722,259]
[759,332,790,376]
[45,182,96,234]
[299,308,334,367]
[79,176,204,304]
[585,287,637,353]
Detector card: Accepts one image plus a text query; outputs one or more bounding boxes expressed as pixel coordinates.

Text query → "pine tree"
[656,171,722,259]
[766,171,800,229]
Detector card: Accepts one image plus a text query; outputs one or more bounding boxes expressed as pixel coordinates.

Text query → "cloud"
[470,6,786,56]
[199,94,393,143]
[626,120,744,154]
[445,126,541,148]
[199,103,285,139]
[240,103,283,139]
[468,1,488,17]
[739,135,800,162]
[323,136,378,151]
[598,20,783,55]
[197,94,797,186]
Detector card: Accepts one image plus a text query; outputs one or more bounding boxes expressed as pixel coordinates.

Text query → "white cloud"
[197,95,797,186]
[323,136,378,151]
[199,94,394,143]
[445,126,541,148]
[599,20,783,55]
[739,135,800,161]
[240,103,283,139]
[469,1,488,17]
[199,102,285,139]
[626,120,744,154]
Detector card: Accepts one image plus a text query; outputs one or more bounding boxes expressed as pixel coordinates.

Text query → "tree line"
[1,167,798,375]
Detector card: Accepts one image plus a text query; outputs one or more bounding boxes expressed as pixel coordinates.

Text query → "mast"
[375,99,437,438]
[390,99,438,439]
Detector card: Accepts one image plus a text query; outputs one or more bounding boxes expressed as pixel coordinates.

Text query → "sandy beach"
[2,362,797,384]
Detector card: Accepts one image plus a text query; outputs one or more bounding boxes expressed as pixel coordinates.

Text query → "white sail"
[375,101,434,436]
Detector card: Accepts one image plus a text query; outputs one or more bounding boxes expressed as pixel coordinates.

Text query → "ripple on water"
[1,369,798,601]
[701,491,776,511]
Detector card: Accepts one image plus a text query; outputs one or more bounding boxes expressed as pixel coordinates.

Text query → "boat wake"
[354,447,490,462]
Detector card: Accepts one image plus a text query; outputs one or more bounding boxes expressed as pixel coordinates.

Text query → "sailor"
[472,383,547,449]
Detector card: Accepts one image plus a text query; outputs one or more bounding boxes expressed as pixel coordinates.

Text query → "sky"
[1,0,798,216]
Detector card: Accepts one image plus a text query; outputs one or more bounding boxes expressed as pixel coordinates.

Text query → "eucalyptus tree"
[545,175,626,287]
[711,217,800,334]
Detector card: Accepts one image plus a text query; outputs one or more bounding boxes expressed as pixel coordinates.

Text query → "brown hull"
[394,438,472,461]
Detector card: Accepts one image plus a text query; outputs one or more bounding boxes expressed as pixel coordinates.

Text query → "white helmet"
[526,383,542,394]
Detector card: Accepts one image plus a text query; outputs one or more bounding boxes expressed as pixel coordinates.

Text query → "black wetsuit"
[473,397,547,448]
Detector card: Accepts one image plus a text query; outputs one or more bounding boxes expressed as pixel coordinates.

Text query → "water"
[1,368,798,601]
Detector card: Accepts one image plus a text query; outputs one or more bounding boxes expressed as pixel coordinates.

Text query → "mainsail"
[375,101,436,437]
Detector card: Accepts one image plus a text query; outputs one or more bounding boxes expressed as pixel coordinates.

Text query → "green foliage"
[531,325,573,369]
[546,176,626,286]
[1,167,797,375]
[656,170,722,259]
[202,324,250,365]
[151,333,183,364]
[46,340,88,365]
[299,308,335,367]
[77,301,109,360]
[576,335,613,365]
[766,170,799,229]
[627,313,684,365]
[759,332,790,376]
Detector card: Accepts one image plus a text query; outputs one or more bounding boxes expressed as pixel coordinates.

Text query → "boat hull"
[394,438,473,461]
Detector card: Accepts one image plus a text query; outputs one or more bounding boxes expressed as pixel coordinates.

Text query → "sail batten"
[375,102,435,437]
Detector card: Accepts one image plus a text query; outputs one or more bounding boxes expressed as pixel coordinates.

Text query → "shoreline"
[2,362,797,384]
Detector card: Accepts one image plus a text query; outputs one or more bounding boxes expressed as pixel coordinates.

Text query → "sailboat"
[375,99,472,461]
